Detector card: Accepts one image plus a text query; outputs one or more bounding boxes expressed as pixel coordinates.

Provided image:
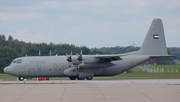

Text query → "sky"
[0,0,180,48]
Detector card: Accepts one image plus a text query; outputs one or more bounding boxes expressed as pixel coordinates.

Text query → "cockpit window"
[13,59,22,64]
[13,60,16,63]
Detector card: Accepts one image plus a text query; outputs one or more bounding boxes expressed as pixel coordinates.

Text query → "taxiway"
[0,79,180,102]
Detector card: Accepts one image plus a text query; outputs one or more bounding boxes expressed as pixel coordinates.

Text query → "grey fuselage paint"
[6,55,150,77]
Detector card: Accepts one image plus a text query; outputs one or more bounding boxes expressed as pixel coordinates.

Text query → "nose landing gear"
[18,76,25,81]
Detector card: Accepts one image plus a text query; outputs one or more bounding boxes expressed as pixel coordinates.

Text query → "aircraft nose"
[4,66,11,74]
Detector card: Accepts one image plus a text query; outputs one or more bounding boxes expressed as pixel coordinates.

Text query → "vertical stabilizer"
[139,18,168,56]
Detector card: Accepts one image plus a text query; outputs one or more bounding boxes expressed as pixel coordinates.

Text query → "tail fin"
[139,18,168,56]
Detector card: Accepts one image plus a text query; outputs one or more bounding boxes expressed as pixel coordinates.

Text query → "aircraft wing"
[94,55,122,62]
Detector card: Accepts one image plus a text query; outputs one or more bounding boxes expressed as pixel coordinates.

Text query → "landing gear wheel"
[69,76,77,80]
[86,77,93,80]
[18,76,25,81]
[77,77,85,80]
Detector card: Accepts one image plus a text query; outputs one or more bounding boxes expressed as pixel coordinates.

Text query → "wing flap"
[94,55,122,62]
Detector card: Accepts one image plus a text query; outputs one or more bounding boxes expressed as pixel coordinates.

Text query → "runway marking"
[164,84,180,94]
[13,84,37,102]
[96,84,109,102]
[126,83,156,102]
[167,84,180,85]
[60,84,67,102]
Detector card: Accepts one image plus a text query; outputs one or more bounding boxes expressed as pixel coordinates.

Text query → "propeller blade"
[80,49,82,55]
[70,51,72,55]
[77,49,83,62]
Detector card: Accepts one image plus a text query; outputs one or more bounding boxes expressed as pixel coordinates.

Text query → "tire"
[77,77,85,80]
[69,76,77,80]
[19,76,25,81]
[86,77,93,80]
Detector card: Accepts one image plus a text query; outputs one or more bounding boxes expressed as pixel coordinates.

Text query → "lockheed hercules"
[4,18,172,81]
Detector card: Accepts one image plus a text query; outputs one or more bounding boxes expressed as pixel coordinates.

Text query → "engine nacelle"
[72,55,100,65]
[63,67,79,76]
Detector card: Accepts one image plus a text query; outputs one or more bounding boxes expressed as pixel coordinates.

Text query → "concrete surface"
[1,79,180,84]
[0,80,180,102]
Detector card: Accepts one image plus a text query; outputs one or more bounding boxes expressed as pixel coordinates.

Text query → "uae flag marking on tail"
[153,34,159,39]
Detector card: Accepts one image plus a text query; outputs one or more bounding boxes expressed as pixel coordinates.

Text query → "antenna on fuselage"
[39,49,41,56]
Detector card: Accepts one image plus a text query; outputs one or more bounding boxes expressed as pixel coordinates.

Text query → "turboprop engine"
[63,67,79,76]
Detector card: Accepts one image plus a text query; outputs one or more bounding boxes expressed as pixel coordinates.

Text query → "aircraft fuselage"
[4,55,150,78]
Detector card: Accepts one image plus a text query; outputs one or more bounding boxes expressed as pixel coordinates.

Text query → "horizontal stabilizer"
[150,55,175,58]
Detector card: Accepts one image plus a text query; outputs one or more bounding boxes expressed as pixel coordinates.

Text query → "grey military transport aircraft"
[4,18,172,81]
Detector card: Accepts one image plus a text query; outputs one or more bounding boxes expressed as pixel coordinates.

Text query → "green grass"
[116,65,180,77]
[147,65,180,75]
[148,65,180,70]
[0,73,17,78]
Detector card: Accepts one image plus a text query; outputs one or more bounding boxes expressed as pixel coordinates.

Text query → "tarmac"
[0,79,180,102]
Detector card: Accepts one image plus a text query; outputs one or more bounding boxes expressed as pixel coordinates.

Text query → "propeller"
[66,51,73,68]
[76,49,83,62]
[66,51,72,62]
[76,49,84,69]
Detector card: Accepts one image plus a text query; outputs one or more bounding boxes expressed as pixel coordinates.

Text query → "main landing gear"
[69,76,93,80]
[86,77,93,80]
[69,76,77,80]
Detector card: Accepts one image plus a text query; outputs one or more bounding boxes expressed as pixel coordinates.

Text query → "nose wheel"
[18,76,25,81]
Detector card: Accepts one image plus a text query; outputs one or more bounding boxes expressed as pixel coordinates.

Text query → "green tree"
[2,35,6,40]
[0,35,8,46]
[8,35,13,41]
[0,46,18,73]
[90,50,104,54]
